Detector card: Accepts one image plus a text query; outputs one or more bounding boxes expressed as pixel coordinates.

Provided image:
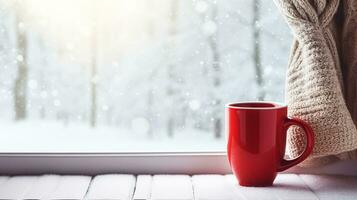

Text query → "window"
[0,0,292,153]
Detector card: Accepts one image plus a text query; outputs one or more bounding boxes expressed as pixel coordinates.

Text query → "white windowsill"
[1,152,357,176]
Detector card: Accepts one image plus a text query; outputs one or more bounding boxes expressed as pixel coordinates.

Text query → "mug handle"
[277,117,314,172]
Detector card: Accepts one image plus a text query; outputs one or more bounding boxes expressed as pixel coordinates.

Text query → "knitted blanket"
[274,0,357,165]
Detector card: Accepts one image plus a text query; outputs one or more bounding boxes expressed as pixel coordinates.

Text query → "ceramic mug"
[226,102,314,187]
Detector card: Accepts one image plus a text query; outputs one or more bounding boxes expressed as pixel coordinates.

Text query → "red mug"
[226,102,314,187]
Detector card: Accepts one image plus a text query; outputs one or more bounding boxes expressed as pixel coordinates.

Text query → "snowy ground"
[0,120,226,153]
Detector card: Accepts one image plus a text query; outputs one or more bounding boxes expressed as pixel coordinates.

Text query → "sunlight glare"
[3,0,170,66]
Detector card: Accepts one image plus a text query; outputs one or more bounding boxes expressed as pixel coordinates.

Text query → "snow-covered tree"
[252,0,264,101]
[166,0,179,137]
[13,1,27,120]
[90,1,98,127]
[206,2,222,138]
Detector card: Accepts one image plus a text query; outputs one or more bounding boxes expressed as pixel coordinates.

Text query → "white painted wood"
[192,175,237,200]
[0,153,231,175]
[23,174,60,199]
[150,175,193,200]
[300,174,357,200]
[85,174,136,200]
[225,174,318,200]
[0,176,9,186]
[47,175,91,199]
[0,176,37,199]
[1,174,357,200]
[133,175,152,200]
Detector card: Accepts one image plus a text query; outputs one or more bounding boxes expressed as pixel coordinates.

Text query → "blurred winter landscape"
[0,0,292,152]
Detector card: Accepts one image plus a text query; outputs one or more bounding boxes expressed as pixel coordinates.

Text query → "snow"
[0,120,226,152]
[0,0,292,152]
[195,1,208,13]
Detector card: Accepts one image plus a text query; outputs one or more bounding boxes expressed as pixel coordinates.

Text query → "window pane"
[0,0,292,152]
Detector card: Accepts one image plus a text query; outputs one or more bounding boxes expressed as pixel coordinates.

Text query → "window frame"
[0,152,231,175]
[1,152,357,175]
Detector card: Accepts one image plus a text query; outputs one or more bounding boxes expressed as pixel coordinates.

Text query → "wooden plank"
[225,174,318,200]
[0,176,9,186]
[192,175,237,200]
[0,176,37,199]
[47,175,91,199]
[300,174,357,200]
[85,174,136,200]
[133,175,152,200]
[150,175,193,200]
[23,174,60,199]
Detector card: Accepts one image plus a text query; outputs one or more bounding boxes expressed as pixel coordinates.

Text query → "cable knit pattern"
[274,0,357,161]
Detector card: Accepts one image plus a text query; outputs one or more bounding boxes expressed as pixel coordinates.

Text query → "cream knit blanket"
[274,0,357,165]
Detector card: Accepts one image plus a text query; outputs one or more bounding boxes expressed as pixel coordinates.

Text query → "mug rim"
[226,101,287,110]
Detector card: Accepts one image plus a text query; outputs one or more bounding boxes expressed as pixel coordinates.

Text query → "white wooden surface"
[47,175,91,199]
[133,175,152,200]
[23,175,60,199]
[150,175,193,200]
[0,174,355,200]
[86,174,136,200]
